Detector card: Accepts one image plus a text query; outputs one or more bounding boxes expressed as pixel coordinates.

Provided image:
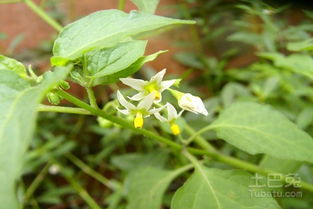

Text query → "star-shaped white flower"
[116,91,160,128]
[120,69,177,102]
[154,103,183,135]
[178,93,208,116]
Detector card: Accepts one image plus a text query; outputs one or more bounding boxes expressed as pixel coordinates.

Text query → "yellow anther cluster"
[170,123,180,135]
[134,113,144,128]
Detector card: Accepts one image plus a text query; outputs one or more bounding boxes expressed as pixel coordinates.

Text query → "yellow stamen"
[134,113,144,128]
[170,123,180,135]
[146,83,161,100]
[152,90,161,100]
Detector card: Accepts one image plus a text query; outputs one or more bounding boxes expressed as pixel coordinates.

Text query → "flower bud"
[47,92,61,105]
[59,80,70,90]
[97,117,113,128]
[178,93,208,116]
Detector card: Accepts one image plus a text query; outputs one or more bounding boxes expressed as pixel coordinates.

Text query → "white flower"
[178,93,208,116]
[120,69,177,102]
[116,91,161,128]
[154,103,183,135]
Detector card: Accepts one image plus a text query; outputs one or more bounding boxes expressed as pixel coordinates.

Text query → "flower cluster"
[116,69,208,135]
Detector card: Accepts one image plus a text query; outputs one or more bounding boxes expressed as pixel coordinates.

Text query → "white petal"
[178,110,184,117]
[117,108,130,115]
[117,91,136,110]
[150,68,166,84]
[149,105,166,114]
[137,93,154,110]
[154,112,167,122]
[160,79,176,91]
[120,78,146,91]
[128,92,145,101]
[166,103,178,120]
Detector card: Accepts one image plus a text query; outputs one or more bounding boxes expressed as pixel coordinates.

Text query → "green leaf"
[287,39,313,52]
[131,0,160,14]
[0,66,70,209]
[259,53,313,80]
[52,10,195,65]
[171,167,280,209]
[86,40,147,78]
[259,155,302,193]
[111,149,169,172]
[211,102,313,163]
[91,50,166,86]
[0,55,27,78]
[125,166,185,209]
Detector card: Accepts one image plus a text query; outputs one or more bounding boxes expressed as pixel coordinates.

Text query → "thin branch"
[23,0,63,32]
[38,105,91,115]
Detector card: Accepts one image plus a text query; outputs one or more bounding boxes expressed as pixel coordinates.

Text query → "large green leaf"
[131,0,160,14]
[171,167,280,209]
[86,40,147,78]
[91,50,166,86]
[259,155,302,192]
[125,166,186,209]
[0,66,70,209]
[211,102,313,163]
[52,10,194,65]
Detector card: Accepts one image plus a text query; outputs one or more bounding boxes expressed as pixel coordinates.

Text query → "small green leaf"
[171,167,281,209]
[52,10,194,65]
[125,166,185,209]
[0,66,71,209]
[131,0,160,14]
[86,40,147,78]
[211,102,313,163]
[91,50,166,86]
[0,55,27,78]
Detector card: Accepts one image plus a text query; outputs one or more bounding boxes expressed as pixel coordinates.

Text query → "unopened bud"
[47,92,61,105]
[59,80,70,90]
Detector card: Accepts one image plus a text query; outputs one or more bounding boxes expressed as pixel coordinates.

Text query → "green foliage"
[2,0,313,208]
[211,102,313,163]
[85,41,147,78]
[171,167,281,209]
[125,166,184,209]
[0,66,70,209]
[88,50,166,86]
[0,55,28,78]
[51,9,194,65]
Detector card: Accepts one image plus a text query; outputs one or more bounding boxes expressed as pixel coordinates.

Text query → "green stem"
[23,0,63,32]
[65,176,101,209]
[56,89,181,150]
[183,150,202,170]
[38,105,91,115]
[118,0,126,11]
[56,89,313,192]
[185,124,215,152]
[66,153,121,191]
[24,162,51,202]
[86,87,99,109]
